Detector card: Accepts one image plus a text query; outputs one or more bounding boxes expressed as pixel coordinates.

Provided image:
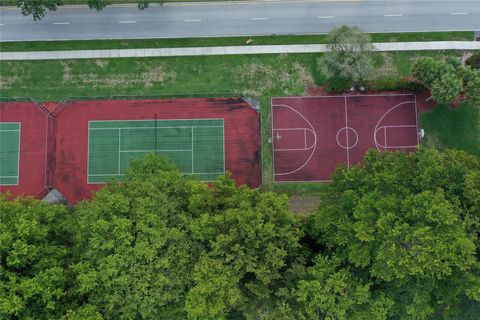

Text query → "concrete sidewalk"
[1,41,479,61]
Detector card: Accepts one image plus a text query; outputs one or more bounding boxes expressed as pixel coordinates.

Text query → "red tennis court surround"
[271,94,419,182]
[0,100,53,198]
[53,98,262,203]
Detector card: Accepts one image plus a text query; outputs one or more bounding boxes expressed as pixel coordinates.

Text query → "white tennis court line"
[317,16,335,19]
[222,119,225,175]
[120,149,191,153]
[250,17,269,20]
[118,20,136,24]
[118,129,121,174]
[384,14,402,17]
[191,127,194,174]
[0,122,21,186]
[90,125,223,130]
[184,19,202,22]
[87,121,91,183]
[87,119,225,184]
[17,122,21,186]
[53,22,70,25]
[89,117,223,123]
[450,12,468,15]
[89,172,224,176]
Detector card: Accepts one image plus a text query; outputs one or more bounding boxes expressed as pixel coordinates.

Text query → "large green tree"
[67,155,205,319]
[67,154,302,319]
[17,0,151,20]
[18,0,62,21]
[411,57,480,105]
[0,195,71,319]
[321,25,376,84]
[308,148,480,319]
[185,177,301,319]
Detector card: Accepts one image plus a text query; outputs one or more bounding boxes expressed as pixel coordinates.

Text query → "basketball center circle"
[336,127,359,149]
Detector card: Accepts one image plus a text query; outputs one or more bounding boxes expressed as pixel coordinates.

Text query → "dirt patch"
[94,59,109,68]
[61,61,72,82]
[234,57,313,97]
[62,65,176,89]
[0,75,19,90]
[306,85,329,96]
[289,195,320,215]
[371,52,401,79]
[416,90,437,112]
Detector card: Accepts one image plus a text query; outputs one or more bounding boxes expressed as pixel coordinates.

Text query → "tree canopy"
[0,195,71,319]
[66,154,302,319]
[1,150,479,319]
[17,0,151,20]
[411,56,480,105]
[321,25,376,84]
[307,148,480,319]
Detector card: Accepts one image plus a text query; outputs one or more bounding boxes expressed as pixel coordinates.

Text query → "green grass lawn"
[420,103,480,157]
[0,32,473,52]
[1,50,478,192]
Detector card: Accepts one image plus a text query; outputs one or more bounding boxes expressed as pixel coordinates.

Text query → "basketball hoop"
[418,128,425,139]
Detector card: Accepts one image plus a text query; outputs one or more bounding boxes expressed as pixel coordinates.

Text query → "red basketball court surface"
[271,94,419,182]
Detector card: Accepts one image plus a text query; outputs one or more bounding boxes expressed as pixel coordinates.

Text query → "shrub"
[466,52,480,69]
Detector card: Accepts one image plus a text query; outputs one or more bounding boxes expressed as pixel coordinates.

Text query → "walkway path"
[1,41,479,60]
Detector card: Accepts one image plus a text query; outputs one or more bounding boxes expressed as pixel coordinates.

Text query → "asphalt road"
[1,0,479,41]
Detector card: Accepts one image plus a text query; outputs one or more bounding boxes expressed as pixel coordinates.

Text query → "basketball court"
[271,94,419,182]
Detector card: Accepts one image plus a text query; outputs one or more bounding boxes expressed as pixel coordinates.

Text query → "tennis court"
[53,97,261,203]
[88,119,224,183]
[0,122,21,186]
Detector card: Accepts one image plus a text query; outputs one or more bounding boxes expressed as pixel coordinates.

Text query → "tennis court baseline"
[0,122,21,186]
[88,118,225,183]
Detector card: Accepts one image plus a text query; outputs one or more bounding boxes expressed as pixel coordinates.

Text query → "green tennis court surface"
[88,119,225,183]
[0,122,21,186]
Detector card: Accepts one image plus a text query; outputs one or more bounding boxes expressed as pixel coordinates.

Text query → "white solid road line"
[450,12,468,15]
[118,20,136,24]
[184,19,203,22]
[317,16,335,19]
[250,17,269,20]
[384,14,402,17]
[52,22,70,25]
